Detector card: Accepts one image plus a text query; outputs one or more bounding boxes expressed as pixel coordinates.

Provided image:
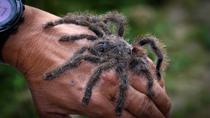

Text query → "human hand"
[2,5,171,118]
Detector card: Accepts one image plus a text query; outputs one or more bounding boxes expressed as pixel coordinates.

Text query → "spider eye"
[96,42,109,52]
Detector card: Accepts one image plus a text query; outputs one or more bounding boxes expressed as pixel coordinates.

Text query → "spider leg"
[59,34,98,42]
[43,18,65,29]
[65,13,90,21]
[103,12,126,37]
[129,57,154,97]
[44,18,104,37]
[66,13,111,35]
[73,47,90,55]
[82,60,116,105]
[141,70,154,98]
[95,22,111,35]
[115,63,128,116]
[137,36,164,80]
[44,54,102,80]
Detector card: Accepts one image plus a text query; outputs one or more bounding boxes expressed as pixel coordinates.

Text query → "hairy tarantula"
[43,12,165,116]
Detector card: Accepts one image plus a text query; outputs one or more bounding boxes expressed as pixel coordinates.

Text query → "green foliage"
[0,64,36,118]
[1,0,210,118]
[193,25,210,50]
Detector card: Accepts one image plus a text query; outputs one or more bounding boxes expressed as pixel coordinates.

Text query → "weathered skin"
[2,5,171,118]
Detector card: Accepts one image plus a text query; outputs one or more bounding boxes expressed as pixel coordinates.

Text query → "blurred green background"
[0,0,210,118]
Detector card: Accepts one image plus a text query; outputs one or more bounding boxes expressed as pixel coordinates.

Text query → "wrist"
[2,5,59,66]
[0,0,25,62]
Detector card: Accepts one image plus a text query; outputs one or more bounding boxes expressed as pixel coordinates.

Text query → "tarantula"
[43,12,165,116]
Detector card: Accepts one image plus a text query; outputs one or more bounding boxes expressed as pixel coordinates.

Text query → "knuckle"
[140,95,151,112]
[90,93,102,107]
[89,99,107,117]
[138,95,151,116]
[134,94,151,116]
[88,93,115,117]
[152,84,161,99]
[101,70,118,85]
[93,110,104,117]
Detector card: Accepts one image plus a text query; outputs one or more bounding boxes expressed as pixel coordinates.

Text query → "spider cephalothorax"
[43,12,166,115]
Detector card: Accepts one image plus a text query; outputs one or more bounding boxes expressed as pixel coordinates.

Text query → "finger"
[100,69,162,118]
[124,86,164,118]
[121,110,136,118]
[101,71,163,118]
[81,90,136,118]
[98,70,136,118]
[129,73,171,116]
